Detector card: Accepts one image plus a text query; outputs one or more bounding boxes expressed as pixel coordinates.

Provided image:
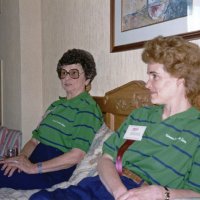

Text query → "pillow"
[52,123,113,189]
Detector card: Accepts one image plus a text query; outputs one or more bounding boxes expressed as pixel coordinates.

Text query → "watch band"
[164,186,170,200]
[37,162,43,174]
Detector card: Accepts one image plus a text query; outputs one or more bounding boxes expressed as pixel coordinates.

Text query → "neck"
[66,90,85,100]
[162,98,191,120]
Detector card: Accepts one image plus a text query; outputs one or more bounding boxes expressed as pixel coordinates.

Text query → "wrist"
[19,153,28,158]
[37,162,43,174]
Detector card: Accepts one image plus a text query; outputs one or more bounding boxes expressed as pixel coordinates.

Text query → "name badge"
[123,125,147,141]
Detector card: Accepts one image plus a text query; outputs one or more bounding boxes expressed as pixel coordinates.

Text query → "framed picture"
[110,0,200,52]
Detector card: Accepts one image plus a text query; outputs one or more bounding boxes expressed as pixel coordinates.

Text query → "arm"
[116,185,200,200]
[168,188,200,199]
[97,154,200,200]
[31,148,85,173]
[97,153,127,199]
[20,138,39,158]
[2,147,85,175]
[0,138,39,176]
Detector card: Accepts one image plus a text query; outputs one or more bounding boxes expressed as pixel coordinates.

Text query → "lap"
[30,175,141,200]
[0,143,76,189]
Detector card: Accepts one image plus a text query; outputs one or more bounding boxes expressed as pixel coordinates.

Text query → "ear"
[85,79,91,92]
[85,79,91,86]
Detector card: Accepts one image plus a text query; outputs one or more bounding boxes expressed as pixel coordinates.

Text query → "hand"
[0,154,36,177]
[116,185,164,200]
[1,156,20,177]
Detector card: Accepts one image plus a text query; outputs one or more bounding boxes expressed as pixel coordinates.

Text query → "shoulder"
[76,92,100,111]
[79,92,97,105]
[46,98,63,110]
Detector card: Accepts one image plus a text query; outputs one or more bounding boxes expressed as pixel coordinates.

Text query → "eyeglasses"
[58,68,84,79]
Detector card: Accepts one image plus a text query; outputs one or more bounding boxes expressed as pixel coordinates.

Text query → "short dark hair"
[57,49,96,83]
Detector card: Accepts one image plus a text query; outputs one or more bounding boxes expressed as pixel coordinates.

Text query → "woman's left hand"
[0,155,36,177]
[116,185,164,200]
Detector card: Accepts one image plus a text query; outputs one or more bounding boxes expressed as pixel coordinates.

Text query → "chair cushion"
[52,123,113,189]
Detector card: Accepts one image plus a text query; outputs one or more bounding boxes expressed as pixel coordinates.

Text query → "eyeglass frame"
[57,68,84,79]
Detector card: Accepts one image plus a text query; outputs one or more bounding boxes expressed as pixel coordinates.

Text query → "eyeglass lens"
[60,69,81,79]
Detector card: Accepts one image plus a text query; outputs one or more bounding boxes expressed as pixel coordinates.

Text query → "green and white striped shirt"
[103,105,200,192]
[33,92,103,153]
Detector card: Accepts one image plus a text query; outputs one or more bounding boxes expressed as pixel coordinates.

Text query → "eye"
[151,73,159,80]
[61,70,67,75]
[69,69,79,78]
[71,70,78,75]
[152,74,157,79]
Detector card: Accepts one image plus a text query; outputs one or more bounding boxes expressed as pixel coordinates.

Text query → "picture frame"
[110,0,200,52]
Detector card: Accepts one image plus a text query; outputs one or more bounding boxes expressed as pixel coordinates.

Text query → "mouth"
[64,83,72,87]
[150,92,157,96]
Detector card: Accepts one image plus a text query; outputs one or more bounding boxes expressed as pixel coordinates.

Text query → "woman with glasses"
[31,36,200,200]
[0,49,103,189]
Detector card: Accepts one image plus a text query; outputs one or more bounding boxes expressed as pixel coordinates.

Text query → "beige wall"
[41,0,147,108]
[0,0,43,144]
[0,0,200,144]
[19,0,43,144]
[0,0,21,129]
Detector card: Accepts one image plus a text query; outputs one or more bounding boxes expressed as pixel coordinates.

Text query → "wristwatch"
[164,186,170,200]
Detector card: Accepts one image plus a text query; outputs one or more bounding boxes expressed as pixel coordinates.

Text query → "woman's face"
[60,64,90,98]
[145,63,183,105]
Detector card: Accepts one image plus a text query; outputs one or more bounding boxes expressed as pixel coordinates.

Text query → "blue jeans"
[0,143,76,189]
[30,175,142,200]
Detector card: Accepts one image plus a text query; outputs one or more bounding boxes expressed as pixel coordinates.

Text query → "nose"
[145,79,151,89]
[63,72,71,80]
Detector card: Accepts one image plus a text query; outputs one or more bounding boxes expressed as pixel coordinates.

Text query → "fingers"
[1,162,7,171]
[2,164,17,177]
[117,186,162,200]
[7,166,18,177]
[1,156,33,175]
[1,158,20,177]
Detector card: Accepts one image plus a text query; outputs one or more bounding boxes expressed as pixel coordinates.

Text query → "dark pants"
[30,175,142,200]
[0,143,76,189]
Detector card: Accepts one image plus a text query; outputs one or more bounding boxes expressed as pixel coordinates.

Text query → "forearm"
[36,148,85,173]
[97,154,127,199]
[168,188,200,199]
[20,138,39,158]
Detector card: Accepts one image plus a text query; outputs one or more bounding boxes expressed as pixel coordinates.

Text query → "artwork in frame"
[110,0,200,52]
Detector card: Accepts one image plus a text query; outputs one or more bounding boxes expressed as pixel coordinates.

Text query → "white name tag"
[123,125,147,141]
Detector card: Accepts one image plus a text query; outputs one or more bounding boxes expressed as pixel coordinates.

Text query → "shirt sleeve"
[32,102,58,140]
[102,112,135,159]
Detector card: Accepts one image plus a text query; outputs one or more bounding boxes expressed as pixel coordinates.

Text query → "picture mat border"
[110,0,200,52]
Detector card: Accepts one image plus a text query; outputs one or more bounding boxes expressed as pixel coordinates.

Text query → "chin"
[150,98,161,105]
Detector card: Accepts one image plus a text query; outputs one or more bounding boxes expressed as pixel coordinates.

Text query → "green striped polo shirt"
[103,105,200,193]
[32,92,103,153]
